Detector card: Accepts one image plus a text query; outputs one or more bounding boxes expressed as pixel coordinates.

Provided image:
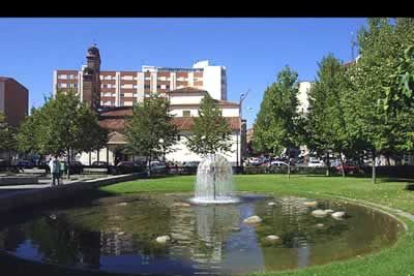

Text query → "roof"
[166,87,208,94]
[0,77,12,82]
[100,107,133,117]
[99,116,241,131]
[107,131,127,145]
[0,76,29,91]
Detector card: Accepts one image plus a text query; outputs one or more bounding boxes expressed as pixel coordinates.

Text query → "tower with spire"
[82,44,101,111]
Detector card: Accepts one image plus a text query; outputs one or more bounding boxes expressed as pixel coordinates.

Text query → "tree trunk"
[386,155,390,166]
[288,160,291,179]
[339,154,346,177]
[372,150,376,184]
[148,151,152,178]
[325,152,330,177]
[66,148,71,180]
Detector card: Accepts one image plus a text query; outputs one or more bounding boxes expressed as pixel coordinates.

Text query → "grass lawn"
[100,174,414,276]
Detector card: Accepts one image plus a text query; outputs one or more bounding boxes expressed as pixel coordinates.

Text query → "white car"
[249,157,263,166]
[270,160,288,167]
[308,157,324,167]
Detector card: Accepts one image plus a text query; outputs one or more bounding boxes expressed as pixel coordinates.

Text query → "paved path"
[0,175,114,198]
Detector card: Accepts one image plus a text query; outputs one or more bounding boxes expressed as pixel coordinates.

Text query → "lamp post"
[237,90,249,172]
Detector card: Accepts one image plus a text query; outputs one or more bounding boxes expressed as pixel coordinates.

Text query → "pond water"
[0,192,403,276]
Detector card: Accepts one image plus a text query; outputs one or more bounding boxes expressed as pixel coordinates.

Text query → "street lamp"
[236,90,250,171]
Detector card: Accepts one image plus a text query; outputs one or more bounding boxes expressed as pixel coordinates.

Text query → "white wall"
[169,107,199,117]
[203,66,224,100]
[137,72,145,103]
[169,95,205,105]
[78,147,115,165]
[298,82,313,114]
[165,131,241,166]
[222,107,239,117]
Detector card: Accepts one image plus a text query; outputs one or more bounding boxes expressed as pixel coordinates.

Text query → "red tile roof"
[166,87,208,94]
[100,107,133,117]
[99,116,241,131]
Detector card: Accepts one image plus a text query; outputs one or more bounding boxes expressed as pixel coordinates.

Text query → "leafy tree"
[124,94,177,176]
[347,18,414,183]
[33,90,107,178]
[16,107,40,155]
[0,112,16,161]
[186,94,232,156]
[305,54,352,177]
[253,66,302,177]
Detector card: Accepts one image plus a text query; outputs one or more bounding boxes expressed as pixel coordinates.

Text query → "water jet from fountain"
[190,154,239,204]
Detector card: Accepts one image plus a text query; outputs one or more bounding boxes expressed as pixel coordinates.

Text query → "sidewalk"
[0,174,128,199]
[0,173,146,213]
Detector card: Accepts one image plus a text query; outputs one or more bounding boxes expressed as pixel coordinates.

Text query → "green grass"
[101,174,414,276]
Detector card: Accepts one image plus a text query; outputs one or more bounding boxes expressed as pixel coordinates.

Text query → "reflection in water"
[0,193,403,276]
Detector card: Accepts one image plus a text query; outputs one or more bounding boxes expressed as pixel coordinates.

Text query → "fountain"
[190,154,239,204]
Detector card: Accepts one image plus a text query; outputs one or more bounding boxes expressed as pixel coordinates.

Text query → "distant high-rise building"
[0,77,28,127]
[53,54,227,108]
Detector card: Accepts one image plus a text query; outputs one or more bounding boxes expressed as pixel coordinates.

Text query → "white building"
[297,81,314,114]
[78,87,243,166]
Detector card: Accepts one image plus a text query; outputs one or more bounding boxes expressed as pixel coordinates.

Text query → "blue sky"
[0,18,366,128]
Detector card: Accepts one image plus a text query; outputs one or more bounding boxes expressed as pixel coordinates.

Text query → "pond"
[0,192,403,276]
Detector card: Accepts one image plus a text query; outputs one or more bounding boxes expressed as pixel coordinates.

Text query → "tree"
[16,107,40,155]
[186,94,232,156]
[0,112,16,161]
[253,66,302,177]
[305,54,351,177]
[32,90,108,178]
[346,18,414,183]
[124,94,177,177]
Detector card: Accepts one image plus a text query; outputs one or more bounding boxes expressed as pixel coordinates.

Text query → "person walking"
[49,156,61,186]
[59,159,66,185]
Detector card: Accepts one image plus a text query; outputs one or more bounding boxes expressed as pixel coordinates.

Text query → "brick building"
[0,77,29,128]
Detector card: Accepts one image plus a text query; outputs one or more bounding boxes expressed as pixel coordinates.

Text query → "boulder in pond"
[332,211,347,219]
[311,209,328,217]
[156,235,171,243]
[243,215,262,224]
[304,201,318,207]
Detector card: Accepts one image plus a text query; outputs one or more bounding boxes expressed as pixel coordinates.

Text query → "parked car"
[116,161,146,174]
[308,157,324,167]
[181,161,200,174]
[249,157,264,166]
[149,161,168,174]
[68,161,84,174]
[91,161,108,167]
[270,160,289,167]
[335,163,359,174]
[13,159,35,169]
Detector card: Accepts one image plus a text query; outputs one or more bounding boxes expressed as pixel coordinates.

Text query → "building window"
[157,85,161,89]
[183,110,191,117]
[120,93,125,97]
[144,84,150,89]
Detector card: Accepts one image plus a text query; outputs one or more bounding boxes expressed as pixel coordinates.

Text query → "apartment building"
[53,60,227,106]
